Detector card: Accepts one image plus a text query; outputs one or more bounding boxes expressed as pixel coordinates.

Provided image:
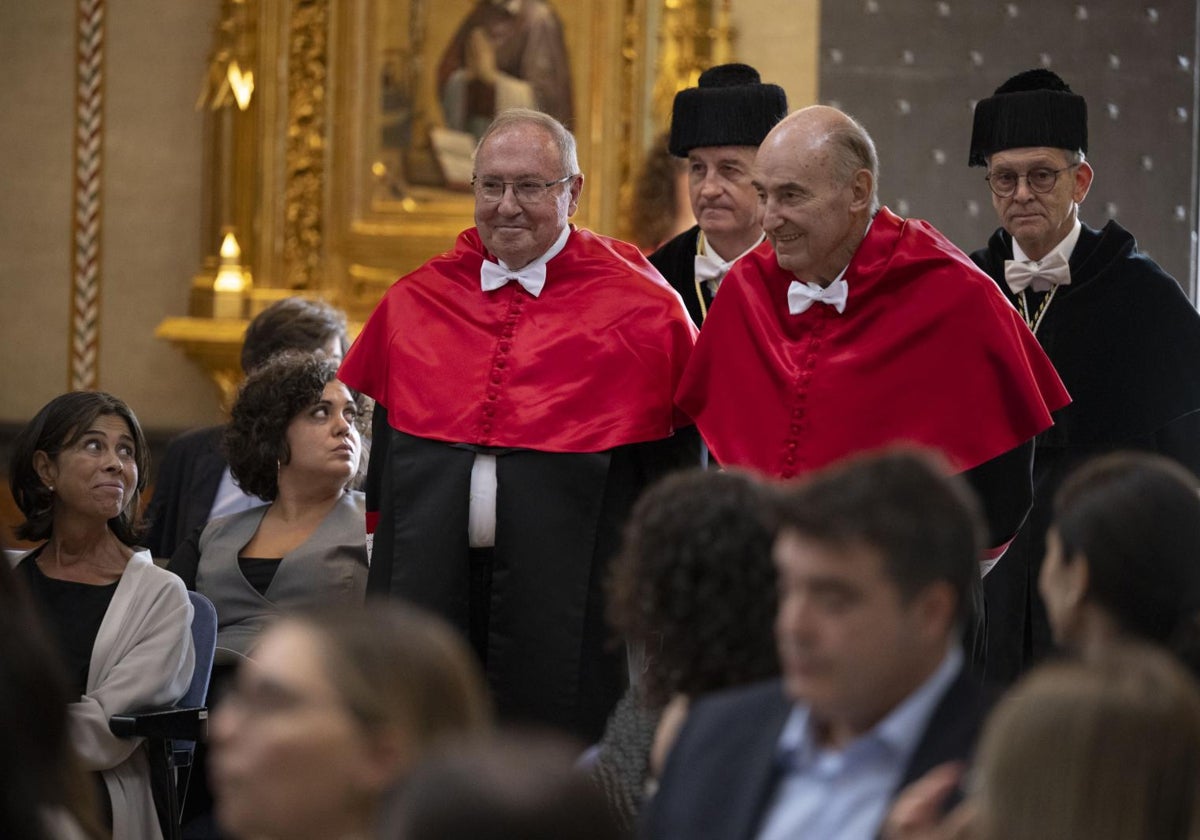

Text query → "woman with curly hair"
[168,351,368,659]
[592,468,781,830]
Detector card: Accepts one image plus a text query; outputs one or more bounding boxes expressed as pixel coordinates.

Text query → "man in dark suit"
[144,297,349,559]
[643,449,992,840]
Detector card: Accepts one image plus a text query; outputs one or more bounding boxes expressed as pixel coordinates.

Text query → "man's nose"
[496,184,523,213]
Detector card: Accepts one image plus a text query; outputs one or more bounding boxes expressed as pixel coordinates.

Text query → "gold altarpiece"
[158,0,734,404]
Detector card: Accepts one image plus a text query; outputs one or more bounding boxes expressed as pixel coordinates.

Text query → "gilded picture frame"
[328,0,650,320]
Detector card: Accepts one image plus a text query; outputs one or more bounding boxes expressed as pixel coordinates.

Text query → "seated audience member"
[145,296,350,559]
[209,603,491,840]
[643,449,991,840]
[8,391,195,840]
[391,733,622,840]
[0,558,103,840]
[887,645,1200,840]
[594,469,780,829]
[169,352,368,658]
[1039,451,1200,673]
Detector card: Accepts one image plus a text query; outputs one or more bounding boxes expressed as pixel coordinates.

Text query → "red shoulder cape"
[675,208,1071,478]
[339,227,697,453]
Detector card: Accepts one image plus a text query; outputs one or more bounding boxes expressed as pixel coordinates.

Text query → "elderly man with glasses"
[968,68,1200,685]
[339,108,698,741]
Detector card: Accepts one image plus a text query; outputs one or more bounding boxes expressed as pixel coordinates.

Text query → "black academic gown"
[364,406,698,742]
[650,226,709,329]
[971,220,1200,684]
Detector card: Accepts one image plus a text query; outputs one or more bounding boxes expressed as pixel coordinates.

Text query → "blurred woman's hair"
[607,468,780,707]
[0,561,103,839]
[292,602,491,755]
[975,645,1200,840]
[1053,451,1200,672]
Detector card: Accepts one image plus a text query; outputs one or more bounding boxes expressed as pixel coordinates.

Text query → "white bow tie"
[787,279,848,315]
[694,252,733,288]
[480,260,546,297]
[1004,252,1071,294]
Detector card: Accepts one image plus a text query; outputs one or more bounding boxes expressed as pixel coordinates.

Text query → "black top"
[238,557,282,596]
[19,550,118,699]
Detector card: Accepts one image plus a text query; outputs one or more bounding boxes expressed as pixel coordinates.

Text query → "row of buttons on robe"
[779,314,830,480]
[479,287,526,444]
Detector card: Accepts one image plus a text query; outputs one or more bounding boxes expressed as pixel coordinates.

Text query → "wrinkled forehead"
[475,125,560,176]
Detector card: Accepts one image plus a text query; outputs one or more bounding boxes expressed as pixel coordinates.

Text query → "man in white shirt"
[643,449,993,840]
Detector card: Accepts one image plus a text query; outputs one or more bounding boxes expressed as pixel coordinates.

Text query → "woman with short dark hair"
[8,391,195,840]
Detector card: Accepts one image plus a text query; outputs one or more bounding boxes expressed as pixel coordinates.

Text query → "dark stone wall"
[819,1,1197,296]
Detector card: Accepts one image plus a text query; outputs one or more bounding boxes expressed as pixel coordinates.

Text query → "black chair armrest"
[109,706,208,741]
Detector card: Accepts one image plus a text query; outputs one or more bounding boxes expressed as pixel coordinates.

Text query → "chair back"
[184,591,218,708]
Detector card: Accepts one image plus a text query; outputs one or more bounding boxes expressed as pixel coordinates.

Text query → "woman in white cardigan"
[8,391,195,840]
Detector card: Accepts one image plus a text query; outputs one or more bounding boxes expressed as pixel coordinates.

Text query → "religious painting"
[329,0,645,316]
[380,0,575,193]
[368,0,594,205]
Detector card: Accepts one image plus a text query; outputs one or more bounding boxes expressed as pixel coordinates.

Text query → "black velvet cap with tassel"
[968,69,1088,167]
[668,63,789,157]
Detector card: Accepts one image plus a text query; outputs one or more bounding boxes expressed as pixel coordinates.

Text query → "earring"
[46,484,54,492]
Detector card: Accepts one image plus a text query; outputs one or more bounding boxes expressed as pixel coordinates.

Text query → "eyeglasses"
[471,173,576,203]
[985,165,1078,198]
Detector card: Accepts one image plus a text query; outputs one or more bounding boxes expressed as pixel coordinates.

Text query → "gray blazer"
[195,491,368,656]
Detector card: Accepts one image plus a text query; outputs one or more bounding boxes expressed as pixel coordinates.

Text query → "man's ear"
[912,580,958,640]
[849,168,873,213]
[566,173,584,217]
[1072,161,1094,205]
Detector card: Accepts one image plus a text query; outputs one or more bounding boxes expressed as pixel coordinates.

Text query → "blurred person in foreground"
[389,733,621,840]
[210,603,491,840]
[643,450,992,840]
[593,468,781,831]
[886,645,1200,840]
[0,557,104,840]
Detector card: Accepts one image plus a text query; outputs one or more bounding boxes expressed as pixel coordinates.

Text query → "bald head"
[753,106,878,284]
[762,107,879,212]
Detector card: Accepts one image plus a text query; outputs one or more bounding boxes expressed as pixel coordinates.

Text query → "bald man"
[676,106,1069,586]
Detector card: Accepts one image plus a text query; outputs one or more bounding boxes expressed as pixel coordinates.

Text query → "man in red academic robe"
[339,108,698,740]
[676,106,1070,663]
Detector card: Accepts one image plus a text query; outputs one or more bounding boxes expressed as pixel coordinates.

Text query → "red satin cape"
[340,227,697,453]
[675,208,1071,478]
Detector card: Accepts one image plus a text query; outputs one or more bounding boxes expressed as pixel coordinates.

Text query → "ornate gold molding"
[282,0,329,291]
